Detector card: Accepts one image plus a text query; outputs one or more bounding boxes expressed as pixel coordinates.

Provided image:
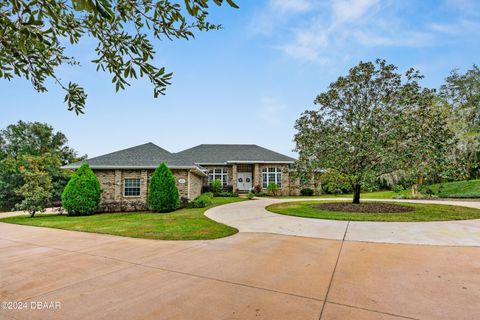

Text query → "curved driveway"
[205,198,480,246]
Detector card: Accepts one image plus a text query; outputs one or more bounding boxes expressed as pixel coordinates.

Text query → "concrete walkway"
[1,222,479,320]
[205,198,480,246]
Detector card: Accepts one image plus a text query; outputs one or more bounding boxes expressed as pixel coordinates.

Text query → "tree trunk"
[353,184,361,204]
[30,210,36,218]
[411,184,418,198]
[411,174,424,198]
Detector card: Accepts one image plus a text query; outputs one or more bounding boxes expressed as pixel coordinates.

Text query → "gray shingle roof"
[174,144,296,164]
[63,143,202,170]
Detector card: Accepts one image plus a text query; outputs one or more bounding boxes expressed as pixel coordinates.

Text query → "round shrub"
[148,163,179,212]
[61,163,102,215]
[188,193,213,208]
[300,188,314,196]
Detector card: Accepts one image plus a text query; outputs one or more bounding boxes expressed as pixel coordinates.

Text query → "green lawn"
[0,197,245,240]
[262,190,411,199]
[266,200,480,222]
[422,179,480,198]
[262,180,480,200]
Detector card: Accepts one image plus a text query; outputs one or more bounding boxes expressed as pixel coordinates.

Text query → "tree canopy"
[0,120,80,163]
[294,59,452,203]
[0,121,83,210]
[0,0,238,114]
[439,65,480,179]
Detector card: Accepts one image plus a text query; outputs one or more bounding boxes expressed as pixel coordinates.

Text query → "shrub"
[62,163,102,215]
[267,183,279,196]
[224,185,233,192]
[188,193,213,208]
[202,192,214,199]
[211,179,223,194]
[300,188,314,196]
[247,192,255,200]
[148,163,179,212]
[253,185,262,194]
[391,184,404,193]
[214,191,238,197]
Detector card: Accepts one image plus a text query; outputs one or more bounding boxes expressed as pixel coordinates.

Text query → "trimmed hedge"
[148,163,179,212]
[300,188,314,196]
[61,163,102,215]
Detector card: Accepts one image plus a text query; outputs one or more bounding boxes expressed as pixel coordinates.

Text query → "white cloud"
[331,0,379,24]
[250,0,480,64]
[249,0,317,35]
[271,0,312,12]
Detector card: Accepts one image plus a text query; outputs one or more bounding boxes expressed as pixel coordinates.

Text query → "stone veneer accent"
[201,163,300,195]
[94,168,203,212]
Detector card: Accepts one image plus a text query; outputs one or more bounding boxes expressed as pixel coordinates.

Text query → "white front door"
[237,172,253,191]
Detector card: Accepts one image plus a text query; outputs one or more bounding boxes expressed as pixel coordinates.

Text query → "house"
[175,144,297,194]
[64,142,298,211]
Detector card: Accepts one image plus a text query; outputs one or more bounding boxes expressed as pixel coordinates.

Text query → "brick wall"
[93,168,202,212]
[188,172,203,199]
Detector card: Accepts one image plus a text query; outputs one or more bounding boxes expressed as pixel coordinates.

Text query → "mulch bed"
[311,202,416,213]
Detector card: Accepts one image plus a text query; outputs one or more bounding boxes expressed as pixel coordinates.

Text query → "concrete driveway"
[2,199,480,319]
[1,220,480,320]
[206,198,480,246]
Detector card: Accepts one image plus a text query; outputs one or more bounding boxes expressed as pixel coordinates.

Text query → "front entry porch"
[235,164,253,192]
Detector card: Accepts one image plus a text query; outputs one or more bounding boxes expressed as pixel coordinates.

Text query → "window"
[124,178,140,196]
[208,168,228,186]
[262,168,282,188]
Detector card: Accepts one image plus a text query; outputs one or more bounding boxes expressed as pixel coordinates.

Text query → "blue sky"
[1,0,479,158]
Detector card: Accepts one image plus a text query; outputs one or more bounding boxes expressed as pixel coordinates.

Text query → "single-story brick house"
[64,142,299,211]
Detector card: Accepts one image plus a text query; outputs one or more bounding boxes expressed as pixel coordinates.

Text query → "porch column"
[253,164,260,188]
[232,164,238,192]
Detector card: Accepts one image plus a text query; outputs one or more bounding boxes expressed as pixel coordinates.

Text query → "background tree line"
[0,121,85,212]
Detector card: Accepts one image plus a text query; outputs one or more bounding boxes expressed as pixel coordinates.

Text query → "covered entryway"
[237,172,252,191]
[236,164,253,191]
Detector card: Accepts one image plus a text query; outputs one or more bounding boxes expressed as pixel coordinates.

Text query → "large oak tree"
[294,59,453,203]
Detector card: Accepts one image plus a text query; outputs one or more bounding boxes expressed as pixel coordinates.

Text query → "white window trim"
[208,168,229,186]
[123,178,141,197]
[262,168,283,188]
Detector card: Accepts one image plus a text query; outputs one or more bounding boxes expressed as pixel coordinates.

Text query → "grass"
[266,200,480,222]
[422,179,480,198]
[261,190,411,199]
[0,197,245,240]
[262,180,480,200]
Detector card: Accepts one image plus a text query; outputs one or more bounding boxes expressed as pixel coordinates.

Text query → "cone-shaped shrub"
[61,163,102,215]
[148,163,179,212]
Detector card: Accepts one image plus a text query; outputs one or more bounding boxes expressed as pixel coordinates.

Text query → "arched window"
[208,168,228,186]
[262,167,282,188]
